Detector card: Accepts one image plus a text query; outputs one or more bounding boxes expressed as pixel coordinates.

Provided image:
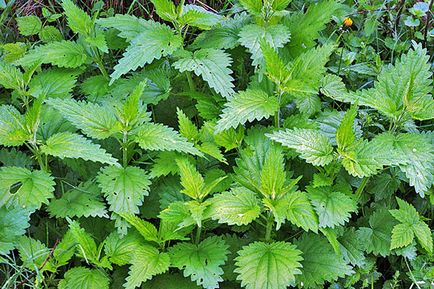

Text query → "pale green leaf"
[176,158,204,199]
[104,231,141,266]
[135,123,203,156]
[16,16,42,36]
[179,5,222,30]
[215,89,279,133]
[28,68,78,99]
[266,128,334,166]
[118,213,159,243]
[97,14,150,41]
[390,223,414,250]
[0,61,24,90]
[173,48,235,99]
[0,166,55,209]
[15,41,87,68]
[0,207,30,254]
[150,0,177,22]
[97,166,150,215]
[58,267,110,289]
[234,241,303,289]
[41,132,119,165]
[285,191,319,232]
[169,236,229,289]
[0,105,29,146]
[209,187,261,226]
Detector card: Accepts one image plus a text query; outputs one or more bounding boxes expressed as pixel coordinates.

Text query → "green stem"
[122,132,128,167]
[355,177,369,200]
[264,214,273,242]
[195,226,202,244]
[337,46,345,75]
[186,71,196,92]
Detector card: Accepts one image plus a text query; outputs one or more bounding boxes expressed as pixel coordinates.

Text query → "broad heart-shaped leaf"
[215,89,279,133]
[356,208,397,257]
[41,132,119,165]
[28,68,78,99]
[173,48,235,99]
[0,60,24,90]
[135,123,203,156]
[285,191,319,232]
[294,233,353,288]
[0,167,55,210]
[0,105,29,146]
[238,23,290,67]
[124,245,170,289]
[208,187,261,226]
[61,0,92,35]
[266,128,334,166]
[15,41,87,68]
[97,166,150,215]
[234,241,303,289]
[46,98,119,140]
[389,198,433,253]
[48,181,108,218]
[58,267,110,289]
[0,206,30,254]
[307,186,357,228]
[169,236,229,289]
[110,21,182,83]
[356,45,433,121]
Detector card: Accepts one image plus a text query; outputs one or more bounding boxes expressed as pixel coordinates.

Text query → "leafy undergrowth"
[0,0,433,288]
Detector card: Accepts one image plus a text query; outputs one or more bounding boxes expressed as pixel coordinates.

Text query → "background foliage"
[0,0,433,288]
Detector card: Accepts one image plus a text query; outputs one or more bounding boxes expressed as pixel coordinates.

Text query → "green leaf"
[234,241,303,289]
[58,267,110,289]
[0,105,29,146]
[294,233,353,288]
[173,48,235,99]
[0,167,55,210]
[39,26,64,42]
[260,40,290,85]
[16,236,54,271]
[285,191,319,232]
[0,207,30,254]
[104,231,141,266]
[338,228,366,267]
[46,98,119,139]
[357,208,397,256]
[41,132,119,165]
[0,61,24,90]
[48,181,107,218]
[111,21,182,83]
[177,108,199,141]
[215,89,279,133]
[68,221,103,266]
[97,166,150,215]
[209,187,261,226]
[238,0,262,14]
[150,0,177,22]
[390,223,414,250]
[135,123,203,156]
[16,16,42,36]
[97,14,150,41]
[356,45,433,120]
[179,5,222,30]
[124,245,170,289]
[15,41,87,68]
[260,145,286,198]
[336,106,357,151]
[283,0,342,57]
[307,186,357,228]
[118,213,159,243]
[389,198,433,253]
[239,24,291,67]
[169,236,229,289]
[176,158,205,199]
[62,0,92,35]
[266,128,334,166]
[28,68,78,99]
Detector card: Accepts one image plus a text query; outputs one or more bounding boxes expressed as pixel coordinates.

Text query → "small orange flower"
[343,17,353,27]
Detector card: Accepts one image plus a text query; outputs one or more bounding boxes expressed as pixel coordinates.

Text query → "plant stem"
[355,177,369,200]
[186,71,196,92]
[264,213,273,242]
[195,226,202,244]
[122,132,128,167]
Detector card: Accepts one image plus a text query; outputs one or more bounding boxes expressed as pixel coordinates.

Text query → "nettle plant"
[0,0,433,288]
